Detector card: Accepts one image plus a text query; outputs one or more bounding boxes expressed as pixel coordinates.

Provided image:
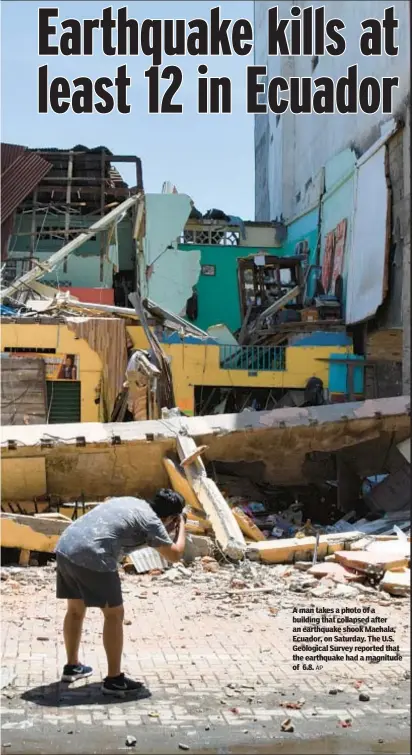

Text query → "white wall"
[255,0,410,221]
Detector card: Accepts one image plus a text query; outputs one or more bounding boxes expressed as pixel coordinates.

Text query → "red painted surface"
[331,218,347,288]
[321,231,335,293]
[59,287,114,305]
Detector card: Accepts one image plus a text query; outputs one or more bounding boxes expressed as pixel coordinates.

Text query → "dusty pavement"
[1,559,410,754]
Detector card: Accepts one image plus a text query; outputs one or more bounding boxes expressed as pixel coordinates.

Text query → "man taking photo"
[55,488,186,696]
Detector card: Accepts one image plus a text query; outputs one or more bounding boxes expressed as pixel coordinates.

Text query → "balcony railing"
[219,345,286,372]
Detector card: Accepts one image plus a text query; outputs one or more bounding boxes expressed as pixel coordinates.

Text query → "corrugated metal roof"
[1,143,26,172]
[128,546,168,574]
[1,143,52,224]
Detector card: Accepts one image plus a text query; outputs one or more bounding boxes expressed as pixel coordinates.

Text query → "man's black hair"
[151,488,185,519]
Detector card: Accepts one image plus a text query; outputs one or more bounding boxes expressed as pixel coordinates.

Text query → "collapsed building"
[0,143,410,587]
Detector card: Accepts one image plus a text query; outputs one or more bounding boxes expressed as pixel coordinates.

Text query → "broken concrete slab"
[183,534,213,562]
[1,396,409,499]
[335,550,408,573]
[364,538,411,561]
[308,562,364,582]
[176,435,246,561]
[380,568,410,596]
[0,512,69,553]
[246,531,363,564]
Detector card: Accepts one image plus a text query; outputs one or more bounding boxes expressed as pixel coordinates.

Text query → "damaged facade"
[1,142,366,422]
[254,0,411,397]
[0,80,410,591]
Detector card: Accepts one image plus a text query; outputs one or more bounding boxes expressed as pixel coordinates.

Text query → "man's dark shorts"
[56,553,123,608]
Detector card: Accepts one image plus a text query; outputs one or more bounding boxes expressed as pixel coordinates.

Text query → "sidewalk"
[1,563,410,753]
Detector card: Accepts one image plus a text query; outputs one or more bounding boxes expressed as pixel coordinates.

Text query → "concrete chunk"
[176,435,246,560]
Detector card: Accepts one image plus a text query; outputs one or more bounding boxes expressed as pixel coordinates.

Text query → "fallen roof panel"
[1,144,52,224]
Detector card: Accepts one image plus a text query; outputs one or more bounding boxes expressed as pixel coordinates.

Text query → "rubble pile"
[156,447,410,600]
[1,418,409,603]
[2,539,409,607]
[129,542,410,607]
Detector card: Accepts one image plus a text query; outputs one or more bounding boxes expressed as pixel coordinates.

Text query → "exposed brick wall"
[374,109,410,396]
[364,361,403,399]
[377,128,405,330]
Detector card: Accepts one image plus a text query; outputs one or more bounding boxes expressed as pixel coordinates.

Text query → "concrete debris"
[380,568,410,596]
[334,549,408,573]
[176,436,247,561]
[331,583,360,598]
[125,735,137,747]
[280,699,305,710]
[308,562,364,583]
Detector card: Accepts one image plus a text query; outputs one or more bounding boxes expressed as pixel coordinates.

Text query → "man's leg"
[100,603,143,695]
[63,598,87,665]
[101,604,124,677]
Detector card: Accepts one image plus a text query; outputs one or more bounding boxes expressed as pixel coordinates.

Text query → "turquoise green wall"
[179,244,287,333]
[282,208,319,265]
[8,214,134,288]
[282,208,320,303]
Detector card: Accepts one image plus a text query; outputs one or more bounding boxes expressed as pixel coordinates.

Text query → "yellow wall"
[127,326,352,415]
[1,323,102,422]
[2,322,352,420]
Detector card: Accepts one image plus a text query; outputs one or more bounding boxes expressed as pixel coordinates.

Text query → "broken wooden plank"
[176,435,246,560]
[246,531,364,564]
[237,302,253,346]
[256,285,301,325]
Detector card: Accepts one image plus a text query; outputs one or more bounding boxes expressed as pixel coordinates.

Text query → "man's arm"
[156,515,186,563]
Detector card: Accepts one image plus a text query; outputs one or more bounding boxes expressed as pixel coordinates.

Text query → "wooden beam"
[176,435,246,560]
[256,284,301,325]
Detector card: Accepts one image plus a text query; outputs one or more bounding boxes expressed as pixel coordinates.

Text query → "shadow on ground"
[21,681,152,707]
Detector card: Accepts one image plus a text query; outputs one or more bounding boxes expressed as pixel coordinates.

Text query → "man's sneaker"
[102,673,144,697]
[61,664,93,683]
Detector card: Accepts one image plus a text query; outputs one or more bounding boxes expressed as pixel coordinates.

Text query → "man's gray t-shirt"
[56,497,173,572]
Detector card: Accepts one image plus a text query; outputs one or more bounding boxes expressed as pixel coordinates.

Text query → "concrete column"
[402,105,411,394]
